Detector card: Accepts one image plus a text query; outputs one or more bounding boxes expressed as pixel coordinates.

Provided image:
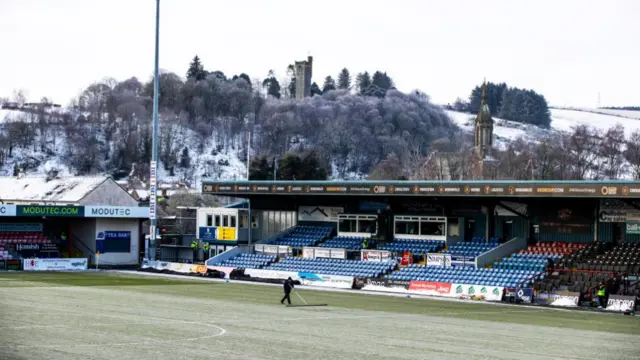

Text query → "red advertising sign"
[408,281,452,295]
[401,251,413,266]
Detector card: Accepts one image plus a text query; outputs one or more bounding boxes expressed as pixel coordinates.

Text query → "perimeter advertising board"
[203,181,640,198]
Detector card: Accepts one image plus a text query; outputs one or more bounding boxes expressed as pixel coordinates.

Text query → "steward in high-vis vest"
[597,281,606,308]
[362,238,368,249]
[191,239,198,261]
[202,241,210,254]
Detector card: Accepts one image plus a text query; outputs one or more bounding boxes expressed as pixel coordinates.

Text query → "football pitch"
[0,272,638,360]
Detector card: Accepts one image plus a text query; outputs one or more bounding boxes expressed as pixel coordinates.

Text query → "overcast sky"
[0,0,638,107]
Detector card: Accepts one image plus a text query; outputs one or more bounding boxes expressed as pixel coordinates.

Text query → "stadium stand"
[534,242,640,296]
[386,265,540,288]
[318,236,367,250]
[0,232,55,260]
[267,257,395,278]
[442,238,499,257]
[377,238,445,254]
[271,225,333,247]
[218,253,277,269]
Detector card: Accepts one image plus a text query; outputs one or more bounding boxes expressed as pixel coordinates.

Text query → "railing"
[72,235,95,263]
[475,237,526,268]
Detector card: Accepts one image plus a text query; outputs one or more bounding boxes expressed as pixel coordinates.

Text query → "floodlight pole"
[148,0,161,261]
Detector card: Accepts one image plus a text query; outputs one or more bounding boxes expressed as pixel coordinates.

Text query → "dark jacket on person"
[283,279,294,293]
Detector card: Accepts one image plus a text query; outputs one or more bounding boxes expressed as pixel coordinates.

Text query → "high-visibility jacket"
[202,242,210,251]
[190,240,198,249]
[597,285,605,297]
[362,239,368,249]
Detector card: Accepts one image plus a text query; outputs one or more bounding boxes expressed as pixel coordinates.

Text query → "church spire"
[474,79,494,159]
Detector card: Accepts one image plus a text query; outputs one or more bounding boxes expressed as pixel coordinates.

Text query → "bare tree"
[625,130,640,180]
[599,124,626,179]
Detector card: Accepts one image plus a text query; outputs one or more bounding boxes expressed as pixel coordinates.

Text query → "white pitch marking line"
[0,318,226,349]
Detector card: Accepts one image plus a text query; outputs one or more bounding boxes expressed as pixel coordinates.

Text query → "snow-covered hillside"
[2,105,640,183]
[446,107,640,147]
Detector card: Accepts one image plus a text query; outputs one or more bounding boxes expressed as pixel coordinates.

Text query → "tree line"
[0,55,454,182]
[450,82,552,128]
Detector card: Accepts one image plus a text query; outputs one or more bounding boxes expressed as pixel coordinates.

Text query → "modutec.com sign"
[85,206,149,218]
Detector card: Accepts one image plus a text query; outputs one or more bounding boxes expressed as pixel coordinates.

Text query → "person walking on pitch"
[281,277,294,305]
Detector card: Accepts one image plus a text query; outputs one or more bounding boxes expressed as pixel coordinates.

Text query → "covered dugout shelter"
[0,176,149,267]
[201,180,640,246]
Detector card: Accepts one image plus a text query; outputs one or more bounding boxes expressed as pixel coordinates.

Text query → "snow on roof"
[0,176,108,203]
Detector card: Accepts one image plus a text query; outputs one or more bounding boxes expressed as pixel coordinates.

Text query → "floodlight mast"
[148,0,161,261]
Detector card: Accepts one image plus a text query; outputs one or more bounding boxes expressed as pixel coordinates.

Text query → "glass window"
[358,219,377,234]
[239,215,248,228]
[251,215,258,228]
[214,215,221,227]
[447,218,459,236]
[395,221,419,235]
[338,219,357,232]
[230,216,237,228]
[420,221,446,236]
[206,215,213,227]
[223,215,229,227]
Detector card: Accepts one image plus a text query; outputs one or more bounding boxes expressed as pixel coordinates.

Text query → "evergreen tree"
[186,55,207,81]
[322,76,336,93]
[310,82,322,96]
[232,73,252,88]
[337,68,351,90]
[249,156,274,180]
[262,70,281,99]
[355,72,372,96]
[179,147,191,168]
[276,151,329,180]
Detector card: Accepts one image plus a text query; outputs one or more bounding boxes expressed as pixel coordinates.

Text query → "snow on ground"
[550,108,640,137]
[447,107,640,145]
[551,107,640,120]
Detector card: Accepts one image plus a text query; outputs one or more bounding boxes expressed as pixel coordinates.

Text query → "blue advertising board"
[199,227,217,241]
[96,231,131,253]
[515,287,533,304]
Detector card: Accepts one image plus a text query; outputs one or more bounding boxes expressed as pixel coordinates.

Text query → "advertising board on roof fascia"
[202,182,640,198]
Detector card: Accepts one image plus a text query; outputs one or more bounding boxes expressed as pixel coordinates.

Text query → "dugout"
[0,176,149,266]
[200,180,640,246]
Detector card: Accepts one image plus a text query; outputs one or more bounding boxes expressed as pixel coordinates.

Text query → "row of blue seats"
[387,266,542,288]
[493,253,561,271]
[469,237,500,243]
[272,225,333,247]
[318,236,366,250]
[265,258,395,278]
[219,253,277,268]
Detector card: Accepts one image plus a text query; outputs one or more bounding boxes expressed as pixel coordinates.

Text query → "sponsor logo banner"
[17,205,84,217]
[0,205,17,217]
[409,281,452,295]
[362,250,392,262]
[203,182,640,198]
[0,223,42,232]
[515,287,533,304]
[534,291,580,307]
[301,247,346,259]
[452,283,503,301]
[426,253,451,267]
[23,258,88,271]
[626,222,640,235]
[85,206,149,218]
[255,244,292,255]
[298,272,353,289]
[298,206,344,222]
[606,295,636,312]
[244,269,298,280]
[141,260,207,274]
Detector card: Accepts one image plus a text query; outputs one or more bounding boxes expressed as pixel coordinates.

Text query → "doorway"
[465,219,476,241]
[613,223,624,245]
[502,220,513,242]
